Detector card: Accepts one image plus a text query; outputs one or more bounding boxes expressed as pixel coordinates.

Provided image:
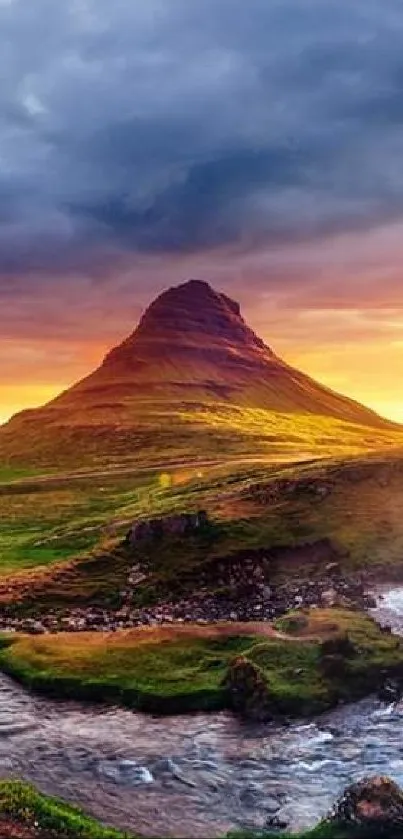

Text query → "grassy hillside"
[0,401,402,470]
[2,451,403,611]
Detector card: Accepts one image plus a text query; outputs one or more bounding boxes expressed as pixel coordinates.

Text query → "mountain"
[0,280,400,468]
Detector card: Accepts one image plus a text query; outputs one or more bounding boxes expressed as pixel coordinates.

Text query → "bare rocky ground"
[0,557,377,635]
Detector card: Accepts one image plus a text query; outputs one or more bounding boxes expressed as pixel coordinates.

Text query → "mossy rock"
[320,652,349,680]
[229,776,403,838]
[223,655,273,721]
[279,614,309,634]
[320,632,355,657]
[327,775,403,836]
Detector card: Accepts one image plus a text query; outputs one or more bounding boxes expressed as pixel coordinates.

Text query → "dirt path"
[198,620,333,643]
[92,621,333,646]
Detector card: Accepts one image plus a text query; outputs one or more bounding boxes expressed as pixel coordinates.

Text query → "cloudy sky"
[3,0,403,422]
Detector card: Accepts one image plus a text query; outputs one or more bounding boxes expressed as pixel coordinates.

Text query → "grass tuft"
[0,779,128,837]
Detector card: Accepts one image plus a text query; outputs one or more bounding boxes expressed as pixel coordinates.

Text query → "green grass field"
[0,609,400,716]
[2,450,403,613]
[1,392,402,468]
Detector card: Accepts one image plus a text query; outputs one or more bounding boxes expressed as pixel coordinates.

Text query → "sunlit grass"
[0,779,127,837]
[0,608,400,717]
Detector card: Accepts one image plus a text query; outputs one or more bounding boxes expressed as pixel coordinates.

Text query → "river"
[1,587,403,838]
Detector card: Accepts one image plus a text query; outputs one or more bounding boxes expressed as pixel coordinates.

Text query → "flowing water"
[1,588,403,837]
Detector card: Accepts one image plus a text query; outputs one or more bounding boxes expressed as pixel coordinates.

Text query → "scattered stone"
[151,757,177,776]
[315,486,330,499]
[265,812,289,830]
[321,588,338,607]
[0,541,382,635]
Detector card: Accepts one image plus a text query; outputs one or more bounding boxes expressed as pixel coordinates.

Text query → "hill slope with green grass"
[2,452,403,613]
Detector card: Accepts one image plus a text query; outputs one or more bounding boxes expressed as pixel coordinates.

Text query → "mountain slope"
[0,280,401,468]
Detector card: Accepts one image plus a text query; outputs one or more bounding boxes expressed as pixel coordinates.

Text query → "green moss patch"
[0,627,257,713]
[235,609,403,717]
[0,779,127,837]
[0,609,401,717]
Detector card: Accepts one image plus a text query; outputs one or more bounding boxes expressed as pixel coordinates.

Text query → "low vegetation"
[0,627,261,713]
[0,609,401,717]
[0,779,127,838]
[2,450,403,615]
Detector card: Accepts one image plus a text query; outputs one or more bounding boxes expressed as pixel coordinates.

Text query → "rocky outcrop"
[328,776,403,835]
[378,677,402,703]
[223,655,272,721]
[126,510,209,545]
[319,632,355,681]
[320,632,356,658]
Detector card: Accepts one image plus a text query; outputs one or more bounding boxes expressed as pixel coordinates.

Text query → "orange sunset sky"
[3,220,403,426]
[2,0,403,426]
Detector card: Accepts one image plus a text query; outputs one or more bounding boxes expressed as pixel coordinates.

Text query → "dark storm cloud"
[1,0,403,272]
[69,144,324,251]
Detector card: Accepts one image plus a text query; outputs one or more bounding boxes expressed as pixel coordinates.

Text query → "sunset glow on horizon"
[4,245,403,426]
[4,343,403,426]
[2,1,403,426]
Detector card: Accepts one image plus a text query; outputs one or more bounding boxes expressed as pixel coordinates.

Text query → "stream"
[1,588,403,837]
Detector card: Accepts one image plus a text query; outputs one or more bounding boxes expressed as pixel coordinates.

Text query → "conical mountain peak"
[127,279,257,343]
[0,278,396,469]
[101,279,271,371]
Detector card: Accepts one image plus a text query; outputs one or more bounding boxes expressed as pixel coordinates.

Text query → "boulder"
[328,776,403,835]
[223,655,272,721]
[378,678,401,704]
[127,510,209,544]
[320,632,355,658]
